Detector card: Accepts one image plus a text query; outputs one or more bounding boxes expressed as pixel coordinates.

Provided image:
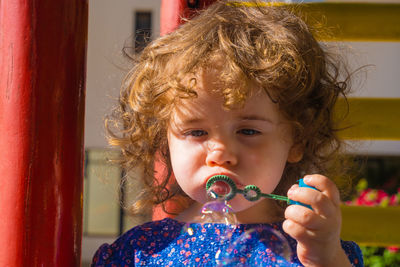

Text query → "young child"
[92,1,363,266]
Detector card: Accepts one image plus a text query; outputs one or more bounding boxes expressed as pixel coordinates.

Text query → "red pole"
[160,0,216,35]
[154,0,216,220]
[0,0,88,265]
[160,0,185,36]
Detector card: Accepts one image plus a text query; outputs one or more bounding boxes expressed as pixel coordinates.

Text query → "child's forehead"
[169,84,284,127]
[176,65,270,110]
[170,59,278,115]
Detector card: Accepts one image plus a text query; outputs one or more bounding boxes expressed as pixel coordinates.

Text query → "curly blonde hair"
[106,0,353,216]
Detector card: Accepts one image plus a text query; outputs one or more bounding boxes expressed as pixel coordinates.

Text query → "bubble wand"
[206,175,317,209]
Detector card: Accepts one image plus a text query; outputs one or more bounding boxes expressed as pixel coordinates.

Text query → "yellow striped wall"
[302,2,400,246]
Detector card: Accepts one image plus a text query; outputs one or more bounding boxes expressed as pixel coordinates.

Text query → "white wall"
[85,0,161,148]
[82,1,161,264]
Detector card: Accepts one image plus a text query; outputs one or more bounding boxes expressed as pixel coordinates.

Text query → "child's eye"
[237,129,261,136]
[185,130,208,137]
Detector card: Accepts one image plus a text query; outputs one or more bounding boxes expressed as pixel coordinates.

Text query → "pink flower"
[390,193,399,206]
[346,185,400,209]
[377,189,389,201]
[354,188,392,206]
[387,246,400,253]
[377,190,390,207]
[357,189,377,206]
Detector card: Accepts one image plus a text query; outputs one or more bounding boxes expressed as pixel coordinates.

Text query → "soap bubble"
[200,200,237,225]
[181,197,237,238]
[216,225,293,266]
[181,181,238,226]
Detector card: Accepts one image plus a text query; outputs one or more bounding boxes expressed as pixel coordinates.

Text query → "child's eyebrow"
[176,116,274,124]
[177,118,203,124]
[238,115,274,124]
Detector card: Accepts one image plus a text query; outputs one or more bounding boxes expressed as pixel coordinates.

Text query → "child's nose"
[205,141,238,167]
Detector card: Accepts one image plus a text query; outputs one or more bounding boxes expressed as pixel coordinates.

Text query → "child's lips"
[206,173,245,189]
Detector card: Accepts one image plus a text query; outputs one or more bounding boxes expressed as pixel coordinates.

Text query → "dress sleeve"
[341,240,364,267]
[91,243,113,266]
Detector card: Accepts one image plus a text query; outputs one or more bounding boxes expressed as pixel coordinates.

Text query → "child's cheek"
[174,144,204,173]
[247,152,262,166]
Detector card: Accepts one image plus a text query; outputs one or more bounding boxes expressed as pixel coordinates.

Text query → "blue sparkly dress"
[91,218,363,266]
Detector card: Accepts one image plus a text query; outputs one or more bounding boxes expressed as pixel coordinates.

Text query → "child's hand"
[282,175,351,267]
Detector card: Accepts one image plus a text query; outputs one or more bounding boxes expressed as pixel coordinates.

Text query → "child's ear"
[287,143,304,163]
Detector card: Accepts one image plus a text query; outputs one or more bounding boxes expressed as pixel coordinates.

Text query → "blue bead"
[289,179,318,210]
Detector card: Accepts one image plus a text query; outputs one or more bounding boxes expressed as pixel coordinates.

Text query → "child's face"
[167,68,300,212]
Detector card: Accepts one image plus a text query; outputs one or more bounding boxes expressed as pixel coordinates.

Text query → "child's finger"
[303,175,341,206]
[287,185,336,218]
[284,204,325,230]
[282,218,316,242]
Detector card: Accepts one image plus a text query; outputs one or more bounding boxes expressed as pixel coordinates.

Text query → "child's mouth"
[206,174,240,200]
[210,181,231,195]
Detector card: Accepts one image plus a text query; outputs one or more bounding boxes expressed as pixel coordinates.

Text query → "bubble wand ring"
[206,175,316,209]
[205,175,238,201]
